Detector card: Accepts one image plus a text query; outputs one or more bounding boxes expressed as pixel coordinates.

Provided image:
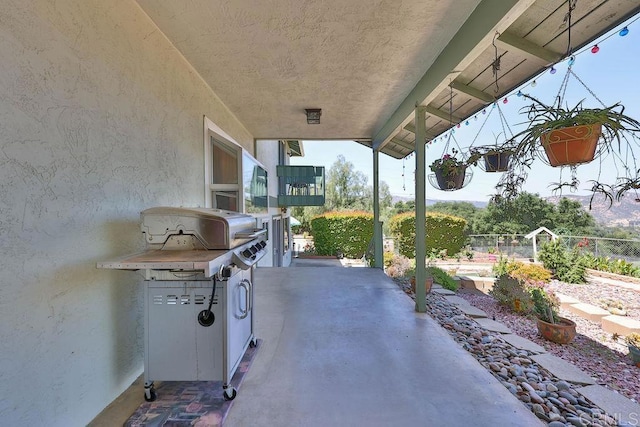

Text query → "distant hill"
[391,195,488,209]
[392,194,639,227]
[544,194,640,227]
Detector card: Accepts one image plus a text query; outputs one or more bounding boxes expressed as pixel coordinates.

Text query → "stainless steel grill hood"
[141,207,264,250]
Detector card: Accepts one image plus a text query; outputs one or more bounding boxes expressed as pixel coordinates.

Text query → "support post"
[415,106,427,313]
[373,150,383,268]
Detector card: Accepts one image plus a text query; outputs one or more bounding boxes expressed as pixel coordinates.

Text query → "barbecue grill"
[98,207,267,401]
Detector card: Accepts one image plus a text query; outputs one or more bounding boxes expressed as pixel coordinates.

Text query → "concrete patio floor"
[91,262,544,426]
[224,265,542,426]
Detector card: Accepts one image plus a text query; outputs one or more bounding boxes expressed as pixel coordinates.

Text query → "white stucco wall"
[0,1,253,425]
[255,140,293,267]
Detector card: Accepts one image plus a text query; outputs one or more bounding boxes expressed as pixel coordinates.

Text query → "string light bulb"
[503,97,508,104]
[619,27,629,37]
[568,56,575,66]
[550,66,557,74]
[531,80,537,87]
[591,44,600,53]
[517,90,523,97]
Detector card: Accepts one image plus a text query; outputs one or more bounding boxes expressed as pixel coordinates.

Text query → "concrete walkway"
[90,260,638,425]
[224,267,542,426]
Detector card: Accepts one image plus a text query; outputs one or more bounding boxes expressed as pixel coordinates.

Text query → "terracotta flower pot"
[483,152,511,172]
[536,317,577,344]
[410,276,434,294]
[434,167,466,190]
[540,124,601,167]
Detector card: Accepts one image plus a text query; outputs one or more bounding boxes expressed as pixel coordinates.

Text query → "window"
[243,152,268,214]
[204,118,242,211]
[212,139,238,185]
[209,135,240,211]
[203,117,268,213]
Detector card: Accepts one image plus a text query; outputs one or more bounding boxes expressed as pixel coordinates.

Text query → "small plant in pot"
[511,94,640,168]
[530,287,576,344]
[429,148,468,191]
[410,270,434,294]
[626,333,640,367]
[468,143,515,173]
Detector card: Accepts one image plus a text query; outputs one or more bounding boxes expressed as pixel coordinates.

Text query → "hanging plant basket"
[540,123,601,167]
[483,151,512,172]
[429,166,472,191]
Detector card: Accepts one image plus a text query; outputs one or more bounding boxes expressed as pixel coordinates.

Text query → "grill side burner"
[97,207,267,402]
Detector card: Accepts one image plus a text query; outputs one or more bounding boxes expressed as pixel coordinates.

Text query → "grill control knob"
[242,249,252,258]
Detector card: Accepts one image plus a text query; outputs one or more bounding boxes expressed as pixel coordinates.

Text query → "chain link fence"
[467,234,537,259]
[467,234,640,264]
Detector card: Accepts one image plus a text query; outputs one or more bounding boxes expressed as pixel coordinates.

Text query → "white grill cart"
[98,207,267,401]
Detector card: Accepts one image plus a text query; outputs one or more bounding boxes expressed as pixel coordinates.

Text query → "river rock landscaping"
[393,276,640,426]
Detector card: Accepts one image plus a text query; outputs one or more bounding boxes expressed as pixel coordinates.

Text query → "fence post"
[595,239,599,257]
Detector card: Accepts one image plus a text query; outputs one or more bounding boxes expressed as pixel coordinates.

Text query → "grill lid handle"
[235,229,267,239]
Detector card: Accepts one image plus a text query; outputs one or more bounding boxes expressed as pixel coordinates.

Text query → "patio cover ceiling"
[136,0,640,159]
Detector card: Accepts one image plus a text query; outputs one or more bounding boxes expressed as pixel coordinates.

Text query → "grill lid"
[140,207,262,250]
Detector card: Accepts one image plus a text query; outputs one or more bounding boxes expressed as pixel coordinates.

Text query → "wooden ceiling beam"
[390,137,415,151]
[402,124,438,140]
[496,31,562,65]
[450,80,495,104]
[425,105,462,124]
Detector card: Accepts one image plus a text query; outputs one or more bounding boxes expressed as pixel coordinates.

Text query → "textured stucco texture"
[0,1,253,425]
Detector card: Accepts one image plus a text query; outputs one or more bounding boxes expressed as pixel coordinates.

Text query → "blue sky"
[292,18,640,202]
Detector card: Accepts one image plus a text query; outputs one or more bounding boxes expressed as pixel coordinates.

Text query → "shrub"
[490,274,534,313]
[626,333,640,349]
[561,248,587,284]
[489,259,551,313]
[384,253,413,278]
[427,266,458,292]
[530,287,560,323]
[310,211,373,258]
[538,240,586,284]
[383,251,395,268]
[492,258,551,284]
[538,240,569,274]
[579,252,600,270]
[582,254,640,278]
[388,212,467,259]
[302,242,315,254]
[463,246,474,261]
[492,256,519,277]
[610,258,640,277]
[510,263,552,284]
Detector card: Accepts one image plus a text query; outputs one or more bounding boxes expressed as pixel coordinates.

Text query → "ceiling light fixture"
[305,108,322,124]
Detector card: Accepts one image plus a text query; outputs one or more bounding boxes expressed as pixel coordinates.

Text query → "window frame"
[203,117,243,210]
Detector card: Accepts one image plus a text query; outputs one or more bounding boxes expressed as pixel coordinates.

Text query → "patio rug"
[125,340,261,427]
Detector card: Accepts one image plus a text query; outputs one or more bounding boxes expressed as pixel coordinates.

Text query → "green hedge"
[310,211,373,258]
[388,212,466,258]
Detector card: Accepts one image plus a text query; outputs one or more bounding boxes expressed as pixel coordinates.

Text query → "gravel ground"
[393,276,640,404]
